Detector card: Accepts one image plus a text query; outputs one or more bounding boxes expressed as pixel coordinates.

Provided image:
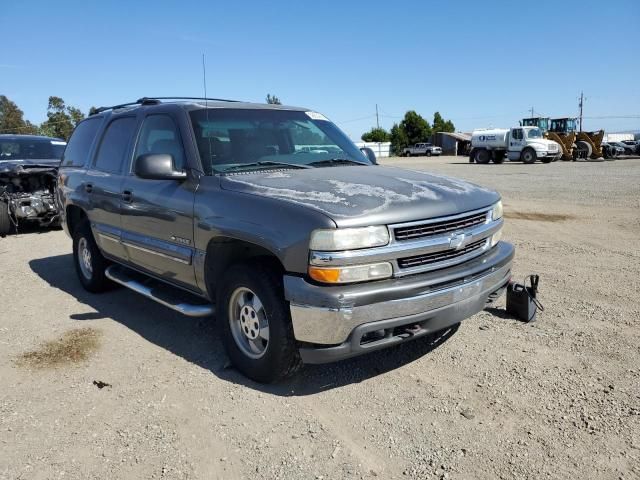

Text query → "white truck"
[402,143,442,157]
[469,126,561,164]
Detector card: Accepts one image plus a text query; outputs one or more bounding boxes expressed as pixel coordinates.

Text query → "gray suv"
[57,97,514,383]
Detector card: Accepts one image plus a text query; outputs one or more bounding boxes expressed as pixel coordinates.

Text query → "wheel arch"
[203,236,285,300]
[65,205,88,236]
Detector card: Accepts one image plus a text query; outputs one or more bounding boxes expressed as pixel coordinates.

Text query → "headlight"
[310,226,389,251]
[491,200,503,221]
[308,262,393,284]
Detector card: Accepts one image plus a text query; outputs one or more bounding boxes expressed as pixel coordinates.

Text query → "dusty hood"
[220,165,500,227]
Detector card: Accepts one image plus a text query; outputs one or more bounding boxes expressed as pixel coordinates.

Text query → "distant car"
[601,142,624,158]
[608,141,634,155]
[621,140,640,154]
[0,134,66,236]
[402,143,442,157]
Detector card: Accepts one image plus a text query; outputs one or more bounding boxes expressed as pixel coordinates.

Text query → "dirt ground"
[1,157,639,480]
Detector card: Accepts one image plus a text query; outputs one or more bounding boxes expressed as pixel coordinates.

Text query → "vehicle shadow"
[2,223,61,237]
[29,254,459,396]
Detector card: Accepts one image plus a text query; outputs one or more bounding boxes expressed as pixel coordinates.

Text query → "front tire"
[217,261,301,383]
[521,148,537,164]
[426,151,432,157]
[72,220,111,293]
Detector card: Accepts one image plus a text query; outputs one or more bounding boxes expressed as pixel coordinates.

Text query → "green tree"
[266,94,282,105]
[40,96,85,140]
[0,95,39,134]
[390,123,409,154]
[361,127,390,142]
[432,111,455,133]
[390,110,432,153]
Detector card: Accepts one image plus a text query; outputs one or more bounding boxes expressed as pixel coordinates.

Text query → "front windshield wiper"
[307,158,368,167]
[221,161,312,173]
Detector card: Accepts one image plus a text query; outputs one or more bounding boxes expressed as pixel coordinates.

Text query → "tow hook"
[403,324,422,336]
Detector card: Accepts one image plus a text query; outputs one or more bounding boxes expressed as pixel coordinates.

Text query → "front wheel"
[217,261,301,383]
[426,151,432,157]
[73,220,111,293]
[521,148,537,164]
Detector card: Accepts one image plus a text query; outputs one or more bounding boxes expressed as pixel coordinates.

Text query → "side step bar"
[105,265,214,317]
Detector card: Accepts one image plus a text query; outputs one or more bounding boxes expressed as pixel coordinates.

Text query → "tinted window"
[134,115,185,171]
[94,117,136,173]
[61,118,101,167]
[0,138,67,161]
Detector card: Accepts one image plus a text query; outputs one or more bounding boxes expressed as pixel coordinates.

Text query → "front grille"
[394,211,488,241]
[397,238,487,269]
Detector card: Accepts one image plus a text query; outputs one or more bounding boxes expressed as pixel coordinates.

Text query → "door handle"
[122,190,133,202]
[84,183,93,193]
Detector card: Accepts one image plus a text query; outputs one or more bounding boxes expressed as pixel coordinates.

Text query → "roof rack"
[91,96,242,115]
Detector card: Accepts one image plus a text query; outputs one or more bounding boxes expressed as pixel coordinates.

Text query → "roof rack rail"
[90,96,242,115]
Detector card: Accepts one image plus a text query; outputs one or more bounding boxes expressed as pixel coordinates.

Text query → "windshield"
[526,128,543,139]
[189,109,369,174]
[0,138,66,161]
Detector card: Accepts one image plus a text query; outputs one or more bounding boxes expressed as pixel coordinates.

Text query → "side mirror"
[134,153,187,180]
[360,147,377,165]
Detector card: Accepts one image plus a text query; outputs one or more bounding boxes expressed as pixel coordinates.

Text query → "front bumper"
[285,241,514,363]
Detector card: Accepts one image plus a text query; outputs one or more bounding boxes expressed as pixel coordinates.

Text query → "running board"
[105,265,214,317]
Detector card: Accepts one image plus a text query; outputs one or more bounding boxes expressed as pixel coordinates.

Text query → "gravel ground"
[1,157,639,480]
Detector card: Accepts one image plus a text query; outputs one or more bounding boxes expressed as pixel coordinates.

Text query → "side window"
[94,117,136,173]
[513,129,522,140]
[60,117,101,167]
[134,115,185,171]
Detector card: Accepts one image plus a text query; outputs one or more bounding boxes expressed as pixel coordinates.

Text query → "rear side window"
[93,117,136,173]
[134,115,186,171]
[61,118,101,167]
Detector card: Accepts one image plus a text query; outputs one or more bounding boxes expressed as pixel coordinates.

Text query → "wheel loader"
[521,117,604,161]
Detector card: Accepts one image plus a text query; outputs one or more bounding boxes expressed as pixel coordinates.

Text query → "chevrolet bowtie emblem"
[449,233,466,250]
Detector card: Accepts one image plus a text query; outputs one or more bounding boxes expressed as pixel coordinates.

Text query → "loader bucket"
[546,132,575,161]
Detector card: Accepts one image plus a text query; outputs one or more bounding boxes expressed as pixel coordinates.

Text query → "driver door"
[119,112,199,290]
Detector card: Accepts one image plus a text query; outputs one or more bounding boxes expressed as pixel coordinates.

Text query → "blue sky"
[3,0,639,139]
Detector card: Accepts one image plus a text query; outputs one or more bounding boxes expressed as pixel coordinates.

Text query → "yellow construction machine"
[521,117,604,160]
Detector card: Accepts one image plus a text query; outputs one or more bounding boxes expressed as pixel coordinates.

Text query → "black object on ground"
[506,275,543,323]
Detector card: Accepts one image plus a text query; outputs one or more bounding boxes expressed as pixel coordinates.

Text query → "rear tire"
[0,200,12,237]
[521,148,537,164]
[72,220,111,293]
[474,149,490,164]
[426,151,432,157]
[216,261,302,383]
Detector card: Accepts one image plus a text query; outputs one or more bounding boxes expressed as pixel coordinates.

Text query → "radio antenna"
[202,53,212,172]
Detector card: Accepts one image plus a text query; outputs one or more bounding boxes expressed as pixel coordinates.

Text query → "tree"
[361,127,390,142]
[390,123,409,155]
[39,96,85,140]
[0,95,39,135]
[266,94,282,105]
[432,111,455,133]
[390,110,432,153]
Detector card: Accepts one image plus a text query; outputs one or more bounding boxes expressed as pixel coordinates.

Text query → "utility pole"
[578,91,584,132]
[375,104,380,129]
[530,106,534,118]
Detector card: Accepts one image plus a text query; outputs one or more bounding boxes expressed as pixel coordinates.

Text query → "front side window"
[189,109,368,174]
[134,114,185,171]
[93,117,136,173]
[61,117,101,167]
[512,129,523,140]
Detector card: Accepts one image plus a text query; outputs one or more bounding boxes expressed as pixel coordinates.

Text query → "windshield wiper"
[222,161,312,173]
[307,158,368,167]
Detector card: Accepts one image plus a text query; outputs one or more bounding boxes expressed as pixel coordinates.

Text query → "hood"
[220,165,499,227]
[0,158,60,170]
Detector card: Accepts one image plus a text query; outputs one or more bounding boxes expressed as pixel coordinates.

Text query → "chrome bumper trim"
[290,261,511,345]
